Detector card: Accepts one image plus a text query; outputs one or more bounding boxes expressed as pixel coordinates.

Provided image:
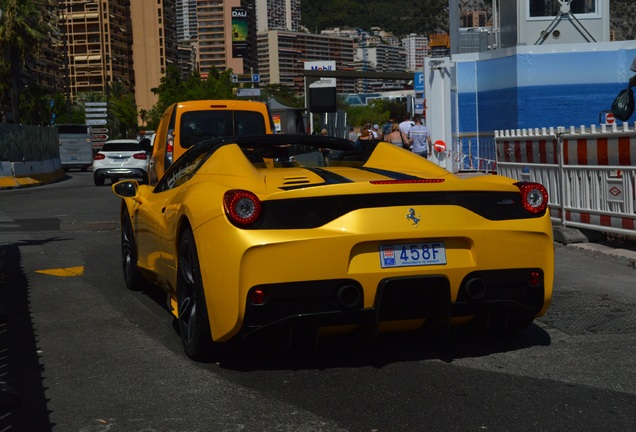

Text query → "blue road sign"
[414,72,424,93]
[252,74,260,83]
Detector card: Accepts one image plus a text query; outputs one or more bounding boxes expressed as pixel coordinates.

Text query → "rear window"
[101,143,142,152]
[180,110,267,149]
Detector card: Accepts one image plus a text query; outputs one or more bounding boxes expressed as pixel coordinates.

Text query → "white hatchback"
[92,139,148,186]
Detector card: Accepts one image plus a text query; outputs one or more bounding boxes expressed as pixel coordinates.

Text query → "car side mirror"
[112,180,139,198]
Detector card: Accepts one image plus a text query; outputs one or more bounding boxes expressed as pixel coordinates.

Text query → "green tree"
[0,0,46,124]
[343,100,389,128]
[108,81,138,138]
[145,65,237,129]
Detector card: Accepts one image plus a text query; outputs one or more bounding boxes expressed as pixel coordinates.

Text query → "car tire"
[94,175,104,186]
[121,208,145,290]
[111,178,119,184]
[177,228,215,360]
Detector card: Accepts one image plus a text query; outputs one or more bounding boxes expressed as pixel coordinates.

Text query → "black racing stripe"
[359,167,422,180]
[306,168,354,184]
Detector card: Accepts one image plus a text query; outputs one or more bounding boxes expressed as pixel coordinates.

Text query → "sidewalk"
[553,226,636,269]
[0,169,66,190]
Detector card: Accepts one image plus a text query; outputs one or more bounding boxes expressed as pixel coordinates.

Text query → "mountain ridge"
[300,0,635,41]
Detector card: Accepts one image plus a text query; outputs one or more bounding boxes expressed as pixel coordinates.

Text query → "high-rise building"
[56,0,134,102]
[130,0,179,116]
[196,0,256,77]
[255,0,301,32]
[403,34,429,72]
[176,0,198,41]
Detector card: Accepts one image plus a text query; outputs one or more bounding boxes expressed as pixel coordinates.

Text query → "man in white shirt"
[398,114,413,136]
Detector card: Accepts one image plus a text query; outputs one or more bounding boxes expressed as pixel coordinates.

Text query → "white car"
[92,139,148,186]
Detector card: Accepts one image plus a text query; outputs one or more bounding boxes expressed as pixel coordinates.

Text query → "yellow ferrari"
[112,134,553,359]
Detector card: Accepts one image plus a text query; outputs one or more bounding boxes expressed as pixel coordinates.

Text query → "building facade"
[130,0,178,116]
[58,0,135,102]
[402,34,429,72]
[196,0,256,78]
[256,30,356,95]
[255,0,301,32]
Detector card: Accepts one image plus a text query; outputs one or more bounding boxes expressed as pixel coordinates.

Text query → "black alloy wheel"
[177,228,214,360]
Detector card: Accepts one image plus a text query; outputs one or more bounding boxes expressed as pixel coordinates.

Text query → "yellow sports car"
[112,134,553,359]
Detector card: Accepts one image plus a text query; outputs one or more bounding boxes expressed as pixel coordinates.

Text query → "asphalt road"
[1,172,635,432]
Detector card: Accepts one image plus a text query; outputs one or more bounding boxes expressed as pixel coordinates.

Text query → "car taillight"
[133,153,147,160]
[94,153,105,160]
[224,190,261,226]
[515,182,548,215]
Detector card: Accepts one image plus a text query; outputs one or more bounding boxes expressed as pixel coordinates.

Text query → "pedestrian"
[382,114,395,138]
[356,127,373,151]
[383,122,410,149]
[372,124,381,140]
[320,128,328,136]
[399,114,413,136]
[348,126,358,142]
[407,114,431,158]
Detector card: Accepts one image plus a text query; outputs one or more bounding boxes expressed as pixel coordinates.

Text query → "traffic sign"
[86,119,107,126]
[91,128,109,134]
[91,134,109,141]
[231,74,259,83]
[236,88,261,97]
[86,113,108,118]
[85,107,107,112]
[605,112,615,125]
[85,101,107,107]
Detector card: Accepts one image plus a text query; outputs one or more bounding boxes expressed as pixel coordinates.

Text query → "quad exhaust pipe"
[462,277,488,301]
[335,284,362,309]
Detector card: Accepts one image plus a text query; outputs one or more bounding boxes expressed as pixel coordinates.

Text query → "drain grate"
[538,291,636,335]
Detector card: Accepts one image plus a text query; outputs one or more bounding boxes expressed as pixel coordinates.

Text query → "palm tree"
[0,0,45,124]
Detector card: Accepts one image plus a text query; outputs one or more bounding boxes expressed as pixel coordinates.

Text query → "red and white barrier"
[495,125,636,238]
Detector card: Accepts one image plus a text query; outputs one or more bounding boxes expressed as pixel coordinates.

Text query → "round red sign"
[605,112,615,124]
[434,140,446,152]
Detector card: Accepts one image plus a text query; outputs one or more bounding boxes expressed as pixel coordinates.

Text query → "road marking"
[36,266,84,277]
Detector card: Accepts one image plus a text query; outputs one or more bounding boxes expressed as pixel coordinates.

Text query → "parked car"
[93,139,148,186]
[112,134,554,360]
[148,100,275,185]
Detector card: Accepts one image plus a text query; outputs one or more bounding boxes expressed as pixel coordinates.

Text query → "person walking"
[348,126,358,142]
[383,123,410,149]
[407,115,431,158]
[381,114,395,138]
[399,114,413,136]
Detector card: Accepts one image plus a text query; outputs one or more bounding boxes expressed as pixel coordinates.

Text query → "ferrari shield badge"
[406,208,420,227]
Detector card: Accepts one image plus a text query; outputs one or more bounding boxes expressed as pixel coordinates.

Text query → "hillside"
[301,0,635,40]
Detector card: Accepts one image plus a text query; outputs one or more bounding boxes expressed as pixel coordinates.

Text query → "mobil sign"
[305,61,336,88]
[304,60,335,71]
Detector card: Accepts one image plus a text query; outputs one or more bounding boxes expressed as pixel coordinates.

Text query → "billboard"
[232,7,249,58]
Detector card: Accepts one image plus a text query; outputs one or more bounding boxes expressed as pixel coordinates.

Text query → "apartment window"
[529,0,596,17]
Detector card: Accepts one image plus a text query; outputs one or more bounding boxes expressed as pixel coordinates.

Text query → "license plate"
[379,242,447,268]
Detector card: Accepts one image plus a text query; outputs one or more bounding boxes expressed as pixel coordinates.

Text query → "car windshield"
[101,143,142,152]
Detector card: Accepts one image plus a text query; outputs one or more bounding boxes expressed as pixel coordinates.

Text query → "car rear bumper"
[237,270,545,342]
[94,168,147,180]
